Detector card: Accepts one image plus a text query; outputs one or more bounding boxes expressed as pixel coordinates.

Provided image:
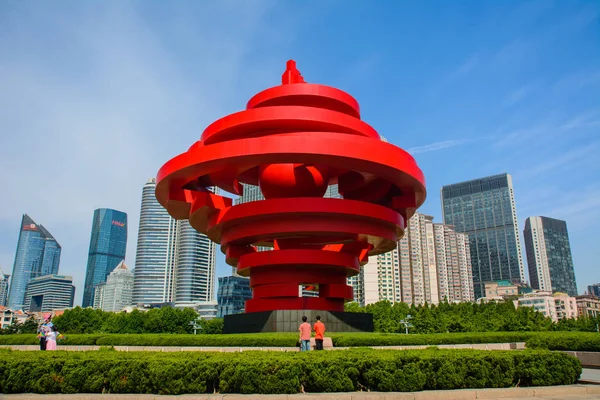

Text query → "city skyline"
[0,2,598,305]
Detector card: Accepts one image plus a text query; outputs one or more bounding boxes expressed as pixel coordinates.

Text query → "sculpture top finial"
[281,59,306,85]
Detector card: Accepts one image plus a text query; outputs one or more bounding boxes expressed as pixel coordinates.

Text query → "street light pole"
[189,319,202,335]
[399,314,414,334]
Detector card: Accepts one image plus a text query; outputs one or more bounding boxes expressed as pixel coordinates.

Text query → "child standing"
[45,326,60,351]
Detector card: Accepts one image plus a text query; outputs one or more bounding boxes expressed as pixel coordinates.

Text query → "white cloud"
[407,140,465,155]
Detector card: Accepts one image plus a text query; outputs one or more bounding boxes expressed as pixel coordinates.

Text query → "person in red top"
[298,316,312,351]
[314,315,326,350]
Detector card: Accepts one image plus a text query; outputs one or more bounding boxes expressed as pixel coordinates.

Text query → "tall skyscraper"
[173,221,216,303]
[360,212,474,306]
[523,217,577,296]
[441,173,525,299]
[133,178,178,304]
[93,261,134,312]
[588,283,600,297]
[7,215,61,310]
[0,268,9,307]
[82,208,127,307]
[23,274,75,312]
[133,178,216,305]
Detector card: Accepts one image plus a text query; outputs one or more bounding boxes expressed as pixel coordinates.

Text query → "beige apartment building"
[576,294,600,318]
[360,212,474,306]
[513,291,578,322]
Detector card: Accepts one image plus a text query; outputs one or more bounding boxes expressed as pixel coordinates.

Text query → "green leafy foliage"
[0,317,38,335]
[0,349,581,394]
[345,300,556,333]
[49,306,202,334]
[526,332,600,352]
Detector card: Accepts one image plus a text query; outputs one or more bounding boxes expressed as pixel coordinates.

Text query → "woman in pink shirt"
[298,316,311,351]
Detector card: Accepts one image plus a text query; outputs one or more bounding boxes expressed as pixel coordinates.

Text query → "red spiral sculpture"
[156,60,426,313]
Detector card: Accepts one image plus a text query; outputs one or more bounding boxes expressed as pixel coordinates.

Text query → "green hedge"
[526,332,600,352]
[0,349,581,394]
[330,332,537,347]
[0,331,572,348]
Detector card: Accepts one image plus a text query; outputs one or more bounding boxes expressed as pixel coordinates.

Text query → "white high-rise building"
[94,261,134,312]
[133,178,217,305]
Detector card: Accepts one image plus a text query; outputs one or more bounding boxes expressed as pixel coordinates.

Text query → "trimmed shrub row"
[2,332,597,350]
[0,349,582,394]
[526,332,600,352]
[0,332,538,348]
[330,331,538,347]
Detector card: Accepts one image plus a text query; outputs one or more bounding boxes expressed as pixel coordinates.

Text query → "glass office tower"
[82,209,128,307]
[216,275,252,317]
[441,173,525,299]
[7,214,61,310]
[524,216,577,296]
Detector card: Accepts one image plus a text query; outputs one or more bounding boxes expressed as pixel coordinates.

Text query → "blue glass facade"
[441,174,525,299]
[217,275,252,317]
[82,209,127,307]
[524,217,577,296]
[589,284,600,297]
[7,214,61,310]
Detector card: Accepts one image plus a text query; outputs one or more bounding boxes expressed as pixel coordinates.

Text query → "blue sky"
[0,1,598,305]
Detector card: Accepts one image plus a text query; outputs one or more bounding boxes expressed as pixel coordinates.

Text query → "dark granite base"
[223,310,373,333]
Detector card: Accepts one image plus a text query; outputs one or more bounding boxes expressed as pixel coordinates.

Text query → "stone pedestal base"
[223,310,373,333]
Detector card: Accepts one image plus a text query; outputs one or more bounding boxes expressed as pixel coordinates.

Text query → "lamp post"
[189,318,202,335]
[400,314,414,334]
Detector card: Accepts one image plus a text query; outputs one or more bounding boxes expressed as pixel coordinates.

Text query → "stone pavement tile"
[453,344,474,349]
[350,393,415,400]
[586,385,600,394]
[532,385,589,397]
[223,395,289,400]
[180,346,203,351]
[475,387,534,398]
[414,389,477,400]
[290,394,354,400]
[143,346,164,352]
[162,347,183,352]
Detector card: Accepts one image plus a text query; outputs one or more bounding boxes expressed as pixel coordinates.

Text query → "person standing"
[298,316,311,352]
[37,322,47,351]
[314,315,326,350]
[45,326,60,351]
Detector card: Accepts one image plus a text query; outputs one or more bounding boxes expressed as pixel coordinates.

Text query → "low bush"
[330,331,537,347]
[0,349,581,394]
[526,332,600,352]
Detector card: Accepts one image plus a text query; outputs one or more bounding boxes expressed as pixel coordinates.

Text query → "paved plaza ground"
[2,384,600,400]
